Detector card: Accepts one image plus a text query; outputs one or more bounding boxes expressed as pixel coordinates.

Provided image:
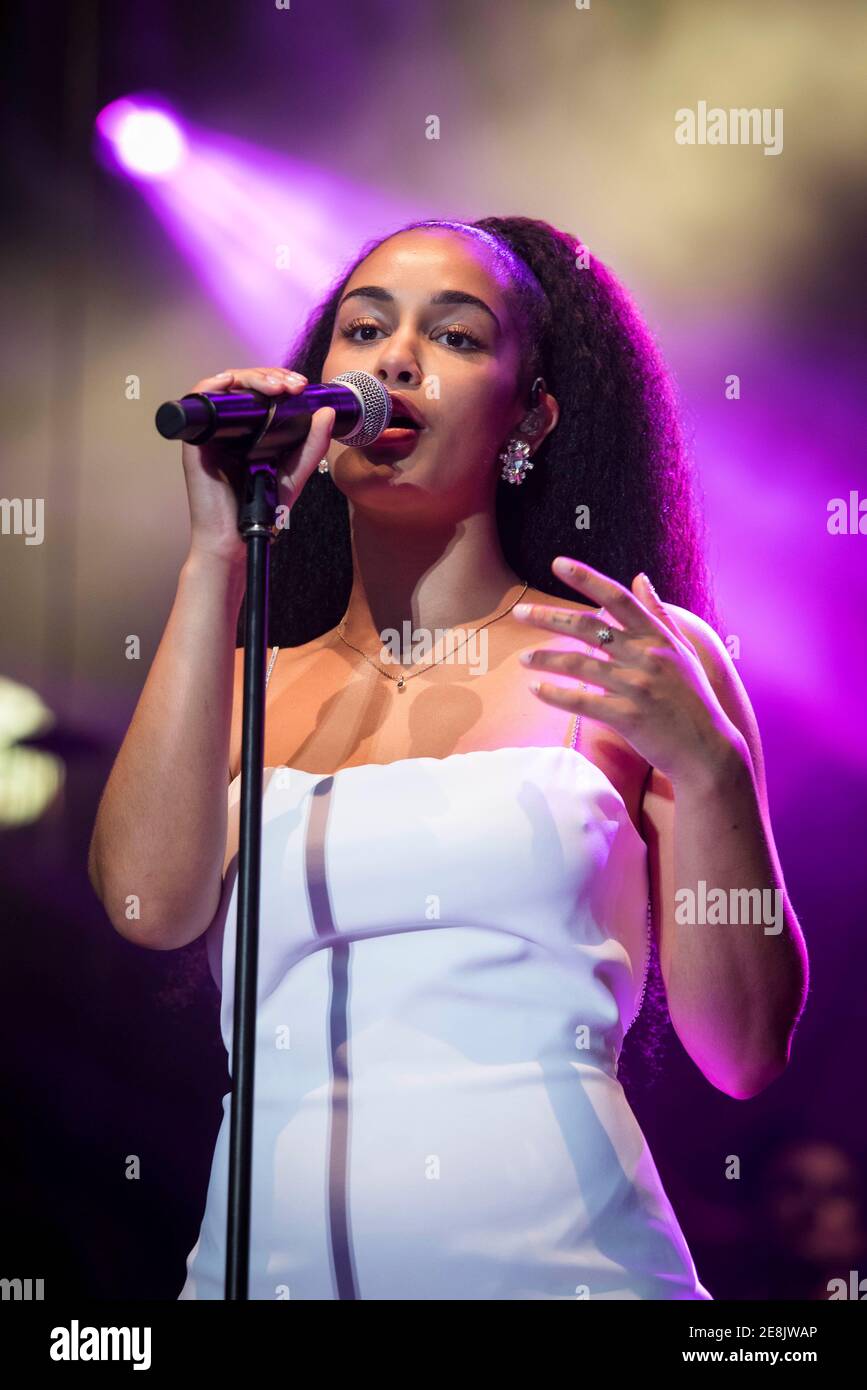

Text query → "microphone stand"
[153,372,389,1298]
[225,411,281,1301]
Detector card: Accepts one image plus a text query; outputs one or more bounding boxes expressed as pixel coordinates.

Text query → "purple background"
[2,0,865,1300]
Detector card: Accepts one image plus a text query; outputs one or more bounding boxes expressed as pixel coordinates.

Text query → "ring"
[596,626,614,646]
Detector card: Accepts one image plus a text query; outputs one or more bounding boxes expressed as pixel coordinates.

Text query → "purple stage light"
[95,106,416,354]
[96,98,186,179]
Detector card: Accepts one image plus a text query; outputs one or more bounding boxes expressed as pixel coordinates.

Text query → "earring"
[318,458,330,474]
[500,375,546,483]
[499,437,534,485]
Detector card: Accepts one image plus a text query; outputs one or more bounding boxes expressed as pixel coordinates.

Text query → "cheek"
[445,411,502,455]
[320,332,363,382]
[320,345,342,381]
[438,370,516,442]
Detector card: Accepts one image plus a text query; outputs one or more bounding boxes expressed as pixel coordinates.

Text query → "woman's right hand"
[180,366,336,569]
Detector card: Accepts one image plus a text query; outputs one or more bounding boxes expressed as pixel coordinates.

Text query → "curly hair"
[230,214,720,1086]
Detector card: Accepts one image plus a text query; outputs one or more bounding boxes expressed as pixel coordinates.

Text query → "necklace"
[335,580,530,691]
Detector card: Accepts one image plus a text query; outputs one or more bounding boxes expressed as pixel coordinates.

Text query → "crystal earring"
[499,437,534,485]
[318,458,330,474]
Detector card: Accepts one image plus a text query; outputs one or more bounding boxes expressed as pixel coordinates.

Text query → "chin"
[337,454,460,523]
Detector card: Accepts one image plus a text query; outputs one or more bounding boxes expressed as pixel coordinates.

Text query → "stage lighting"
[96,98,186,179]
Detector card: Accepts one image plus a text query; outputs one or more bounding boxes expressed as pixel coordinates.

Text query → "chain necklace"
[335,580,530,691]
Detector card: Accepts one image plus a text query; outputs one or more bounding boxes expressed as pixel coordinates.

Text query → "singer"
[88,215,808,1300]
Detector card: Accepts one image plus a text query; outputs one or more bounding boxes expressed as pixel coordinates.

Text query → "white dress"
[178,648,712,1301]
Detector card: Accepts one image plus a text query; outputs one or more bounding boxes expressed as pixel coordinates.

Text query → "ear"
[520,388,560,454]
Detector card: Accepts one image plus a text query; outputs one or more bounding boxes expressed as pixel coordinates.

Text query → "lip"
[363,429,421,463]
[386,393,427,429]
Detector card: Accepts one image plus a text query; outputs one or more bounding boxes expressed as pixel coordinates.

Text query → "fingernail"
[518,650,534,665]
[216,370,232,379]
[265,374,280,384]
[513,603,531,618]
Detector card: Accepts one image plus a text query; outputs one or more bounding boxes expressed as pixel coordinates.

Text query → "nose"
[369,334,425,390]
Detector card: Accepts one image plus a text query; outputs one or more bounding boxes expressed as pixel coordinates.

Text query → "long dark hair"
[233,214,720,1086]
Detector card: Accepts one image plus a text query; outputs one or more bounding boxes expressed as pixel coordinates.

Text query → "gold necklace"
[336,580,530,691]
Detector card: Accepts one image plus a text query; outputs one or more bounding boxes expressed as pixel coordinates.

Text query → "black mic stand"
[154,372,390,1298]
[225,410,281,1301]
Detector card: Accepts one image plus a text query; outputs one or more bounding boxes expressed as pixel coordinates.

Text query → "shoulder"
[240,629,340,678]
[229,632,340,780]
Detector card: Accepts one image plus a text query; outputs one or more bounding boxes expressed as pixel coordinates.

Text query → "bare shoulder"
[254,628,341,676]
[228,631,339,781]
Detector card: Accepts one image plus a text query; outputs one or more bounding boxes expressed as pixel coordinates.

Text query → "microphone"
[154,370,392,454]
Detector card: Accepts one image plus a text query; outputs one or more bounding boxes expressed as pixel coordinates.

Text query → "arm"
[88,364,334,950]
[641,607,808,1100]
[88,551,245,949]
[514,558,809,1101]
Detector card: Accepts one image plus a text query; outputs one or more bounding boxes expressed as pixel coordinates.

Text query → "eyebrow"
[337,285,501,330]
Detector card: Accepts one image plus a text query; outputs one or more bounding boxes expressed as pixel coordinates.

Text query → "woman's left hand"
[513,556,742,786]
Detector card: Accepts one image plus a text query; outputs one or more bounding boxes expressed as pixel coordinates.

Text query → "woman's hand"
[513,556,743,786]
[180,366,335,570]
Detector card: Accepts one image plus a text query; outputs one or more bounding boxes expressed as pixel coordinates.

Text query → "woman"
[88,216,808,1300]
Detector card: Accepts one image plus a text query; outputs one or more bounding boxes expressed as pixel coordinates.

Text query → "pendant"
[396,675,406,690]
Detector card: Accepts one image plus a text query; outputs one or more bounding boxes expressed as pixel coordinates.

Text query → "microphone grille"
[328,371,392,446]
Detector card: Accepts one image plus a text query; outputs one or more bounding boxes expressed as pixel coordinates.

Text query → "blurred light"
[0,677,54,744]
[0,678,63,826]
[94,105,414,354]
[0,748,64,828]
[96,98,186,179]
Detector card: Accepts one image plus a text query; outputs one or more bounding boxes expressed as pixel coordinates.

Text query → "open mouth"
[383,412,423,432]
[365,394,426,457]
[384,393,426,433]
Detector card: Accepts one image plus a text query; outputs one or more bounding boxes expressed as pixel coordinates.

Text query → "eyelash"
[340,316,485,351]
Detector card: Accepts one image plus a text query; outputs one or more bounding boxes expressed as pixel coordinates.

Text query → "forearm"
[88,549,245,948]
[663,735,809,1096]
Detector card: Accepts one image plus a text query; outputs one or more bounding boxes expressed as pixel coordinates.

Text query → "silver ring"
[596,626,614,646]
